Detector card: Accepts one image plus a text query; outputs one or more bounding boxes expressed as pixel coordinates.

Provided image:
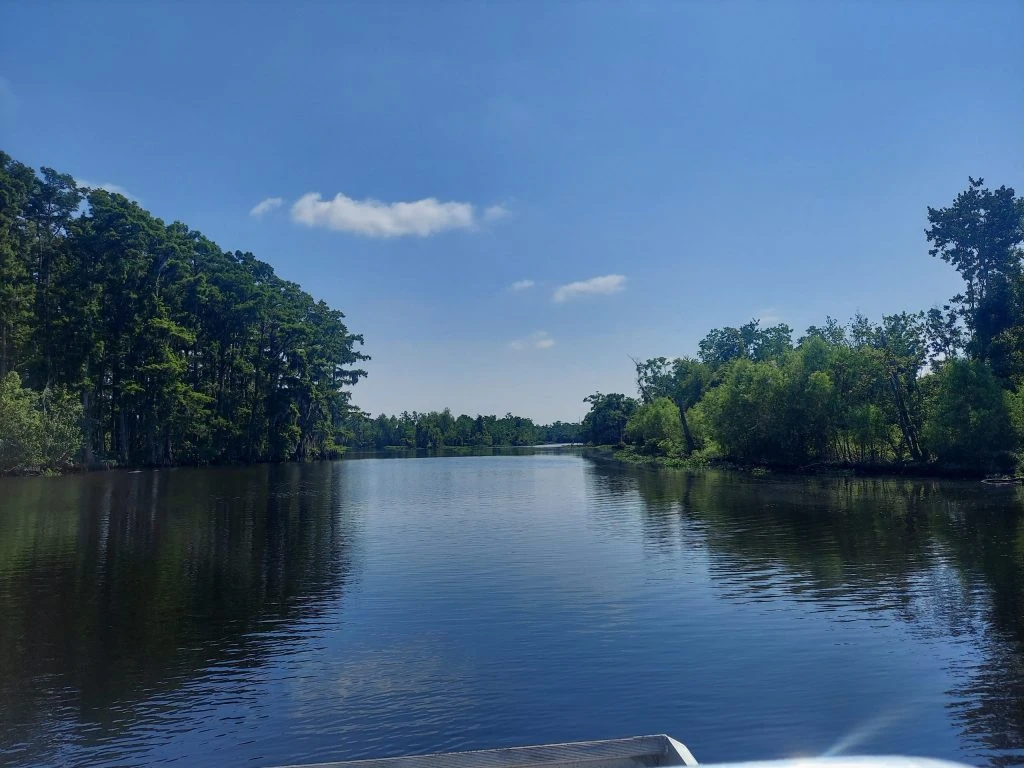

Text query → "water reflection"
[4,457,1024,767]
[587,463,1024,764]
[0,463,354,766]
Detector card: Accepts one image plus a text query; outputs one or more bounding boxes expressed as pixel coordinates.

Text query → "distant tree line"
[5,150,1016,476]
[342,410,582,450]
[0,150,367,472]
[584,178,1024,474]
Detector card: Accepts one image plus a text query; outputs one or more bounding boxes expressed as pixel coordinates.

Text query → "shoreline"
[0,443,585,479]
[582,445,1023,483]
[3,444,1020,484]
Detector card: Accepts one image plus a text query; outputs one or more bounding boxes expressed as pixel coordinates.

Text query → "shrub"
[923,360,1017,472]
[0,372,84,473]
[625,397,684,456]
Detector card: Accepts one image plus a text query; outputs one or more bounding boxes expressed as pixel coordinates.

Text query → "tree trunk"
[888,370,922,461]
[0,323,8,377]
[81,387,95,466]
[677,401,695,454]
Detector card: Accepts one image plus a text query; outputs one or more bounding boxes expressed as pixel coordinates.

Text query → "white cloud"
[291,192,475,238]
[250,197,284,218]
[484,204,511,222]
[758,309,783,325]
[77,179,137,201]
[509,331,555,351]
[510,279,535,291]
[552,274,626,303]
[288,191,509,238]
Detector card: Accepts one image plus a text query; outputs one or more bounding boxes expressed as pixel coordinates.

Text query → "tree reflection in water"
[0,463,355,766]
[586,463,1024,764]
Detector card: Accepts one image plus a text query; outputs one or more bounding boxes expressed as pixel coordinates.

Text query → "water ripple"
[0,459,1023,766]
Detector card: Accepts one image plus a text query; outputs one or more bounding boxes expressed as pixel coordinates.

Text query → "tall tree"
[0,151,369,468]
[0,153,36,377]
[634,356,709,454]
[582,392,637,445]
[926,178,1024,367]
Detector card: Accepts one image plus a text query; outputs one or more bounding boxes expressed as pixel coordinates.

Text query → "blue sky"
[2,1,1022,422]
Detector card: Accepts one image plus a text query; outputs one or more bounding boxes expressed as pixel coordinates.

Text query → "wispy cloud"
[510,279,535,291]
[509,331,555,351]
[758,309,783,325]
[484,204,511,222]
[552,274,626,303]
[77,179,137,201]
[250,197,284,218]
[291,192,483,238]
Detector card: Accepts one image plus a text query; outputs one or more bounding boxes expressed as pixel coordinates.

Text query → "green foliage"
[700,358,792,464]
[665,342,842,466]
[0,152,38,378]
[0,373,38,472]
[697,320,793,370]
[622,304,1019,470]
[1010,388,1024,466]
[0,372,83,473]
[923,360,1017,472]
[620,173,1016,475]
[0,151,368,469]
[582,392,638,445]
[538,420,584,444]
[5,152,1022,479]
[341,409,578,450]
[926,177,1023,370]
[634,356,709,453]
[614,294,1024,475]
[624,397,684,455]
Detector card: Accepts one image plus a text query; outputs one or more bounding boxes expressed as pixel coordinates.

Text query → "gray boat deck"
[272,735,698,768]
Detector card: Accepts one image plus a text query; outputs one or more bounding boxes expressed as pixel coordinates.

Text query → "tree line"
[0,150,368,472]
[583,178,1024,474]
[4,151,1016,475]
[342,410,582,450]
[0,149,583,473]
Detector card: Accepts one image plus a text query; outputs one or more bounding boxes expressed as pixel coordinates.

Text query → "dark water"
[2,454,1024,768]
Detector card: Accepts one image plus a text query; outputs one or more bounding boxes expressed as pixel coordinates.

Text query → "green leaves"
[923,360,1017,472]
[926,178,1024,363]
[582,392,638,445]
[339,409,558,450]
[697,320,794,370]
[625,397,684,456]
[0,150,368,469]
[0,372,83,473]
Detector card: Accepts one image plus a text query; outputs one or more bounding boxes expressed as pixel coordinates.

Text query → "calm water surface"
[2,453,1024,767]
